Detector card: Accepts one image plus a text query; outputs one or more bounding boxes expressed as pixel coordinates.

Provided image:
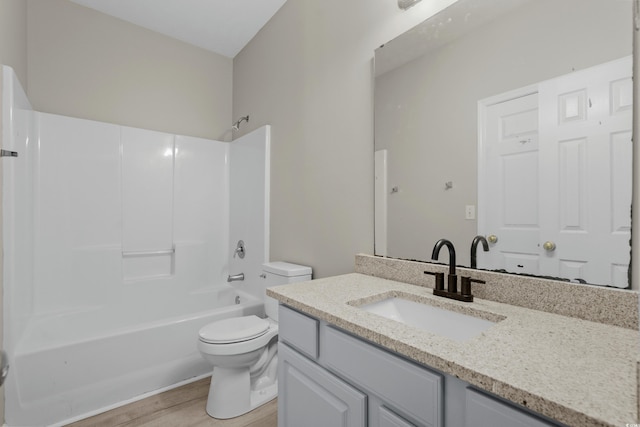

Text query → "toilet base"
[205,366,278,419]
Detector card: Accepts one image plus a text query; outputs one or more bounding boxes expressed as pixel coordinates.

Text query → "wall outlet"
[465,205,475,220]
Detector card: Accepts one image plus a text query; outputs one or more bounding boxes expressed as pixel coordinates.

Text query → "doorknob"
[487,235,498,244]
[542,241,556,252]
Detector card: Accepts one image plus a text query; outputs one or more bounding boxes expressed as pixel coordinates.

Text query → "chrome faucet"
[227,273,244,282]
[470,235,489,269]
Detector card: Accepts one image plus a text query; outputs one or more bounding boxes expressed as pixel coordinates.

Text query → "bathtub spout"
[227,273,244,282]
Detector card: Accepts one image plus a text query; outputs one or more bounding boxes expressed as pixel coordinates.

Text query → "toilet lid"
[199,315,270,344]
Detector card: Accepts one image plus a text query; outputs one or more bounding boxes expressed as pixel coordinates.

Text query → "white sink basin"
[358,297,497,342]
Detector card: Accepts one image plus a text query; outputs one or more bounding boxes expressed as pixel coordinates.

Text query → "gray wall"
[26,0,232,141]
[0,0,27,89]
[375,0,631,266]
[232,0,456,278]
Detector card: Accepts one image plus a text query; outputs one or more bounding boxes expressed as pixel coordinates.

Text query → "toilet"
[198,261,312,419]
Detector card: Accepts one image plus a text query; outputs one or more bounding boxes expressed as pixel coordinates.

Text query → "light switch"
[465,205,476,220]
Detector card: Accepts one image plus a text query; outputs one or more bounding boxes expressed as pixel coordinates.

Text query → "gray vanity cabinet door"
[465,388,558,427]
[278,343,366,427]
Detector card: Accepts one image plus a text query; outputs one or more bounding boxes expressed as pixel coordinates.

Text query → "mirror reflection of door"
[375,149,388,257]
[480,92,540,276]
[478,56,632,287]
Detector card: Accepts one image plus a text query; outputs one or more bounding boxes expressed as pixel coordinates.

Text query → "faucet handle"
[424,271,445,291]
[461,277,485,297]
[233,240,245,259]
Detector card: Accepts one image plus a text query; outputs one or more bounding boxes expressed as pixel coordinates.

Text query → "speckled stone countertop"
[267,273,639,427]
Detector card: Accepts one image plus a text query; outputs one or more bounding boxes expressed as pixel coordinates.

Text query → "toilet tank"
[262,262,312,321]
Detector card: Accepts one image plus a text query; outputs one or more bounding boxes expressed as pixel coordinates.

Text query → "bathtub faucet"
[227,273,245,282]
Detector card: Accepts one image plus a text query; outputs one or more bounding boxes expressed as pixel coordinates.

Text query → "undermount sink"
[358,297,498,342]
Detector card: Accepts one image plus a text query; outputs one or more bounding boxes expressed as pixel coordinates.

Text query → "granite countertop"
[267,273,639,427]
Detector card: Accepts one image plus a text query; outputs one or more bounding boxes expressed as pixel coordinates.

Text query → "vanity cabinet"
[278,304,562,427]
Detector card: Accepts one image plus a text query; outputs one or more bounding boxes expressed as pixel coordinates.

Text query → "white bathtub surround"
[1,65,33,356]
[1,66,271,426]
[229,126,271,298]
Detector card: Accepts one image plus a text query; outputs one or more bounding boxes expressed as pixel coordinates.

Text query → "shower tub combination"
[1,66,271,426]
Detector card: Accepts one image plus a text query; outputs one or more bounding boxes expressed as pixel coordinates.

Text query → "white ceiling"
[69,0,287,58]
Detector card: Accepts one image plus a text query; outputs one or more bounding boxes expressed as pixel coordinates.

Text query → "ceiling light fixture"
[398,0,422,10]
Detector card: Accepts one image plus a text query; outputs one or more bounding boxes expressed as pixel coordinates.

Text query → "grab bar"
[122,247,175,257]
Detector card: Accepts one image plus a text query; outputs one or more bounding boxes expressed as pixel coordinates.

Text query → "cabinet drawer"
[465,388,559,427]
[324,326,443,427]
[279,305,319,359]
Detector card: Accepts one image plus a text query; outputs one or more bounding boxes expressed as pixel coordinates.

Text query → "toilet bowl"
[198,316,279,419]
[198,261,312,419]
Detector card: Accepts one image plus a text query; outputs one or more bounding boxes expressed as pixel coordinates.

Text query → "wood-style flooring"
[66,377,277,427]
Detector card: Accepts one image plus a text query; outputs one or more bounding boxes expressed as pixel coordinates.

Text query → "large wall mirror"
[374,0,633,288]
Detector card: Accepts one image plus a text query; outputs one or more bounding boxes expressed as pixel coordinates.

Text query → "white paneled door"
[538,56,632,287]
[481,92,539,276]
[479,56,632,287]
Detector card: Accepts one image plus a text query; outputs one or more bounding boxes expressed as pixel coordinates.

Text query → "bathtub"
[5,285,263,427]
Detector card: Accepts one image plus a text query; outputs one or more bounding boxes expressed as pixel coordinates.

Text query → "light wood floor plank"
[66,377,277,427]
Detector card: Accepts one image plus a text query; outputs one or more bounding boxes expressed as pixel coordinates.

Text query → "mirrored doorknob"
[542,241,556,252]
[487,234,498,244]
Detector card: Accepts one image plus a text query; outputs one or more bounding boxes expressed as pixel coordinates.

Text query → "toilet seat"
[198,318,278,357]
[199,315,270,344]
